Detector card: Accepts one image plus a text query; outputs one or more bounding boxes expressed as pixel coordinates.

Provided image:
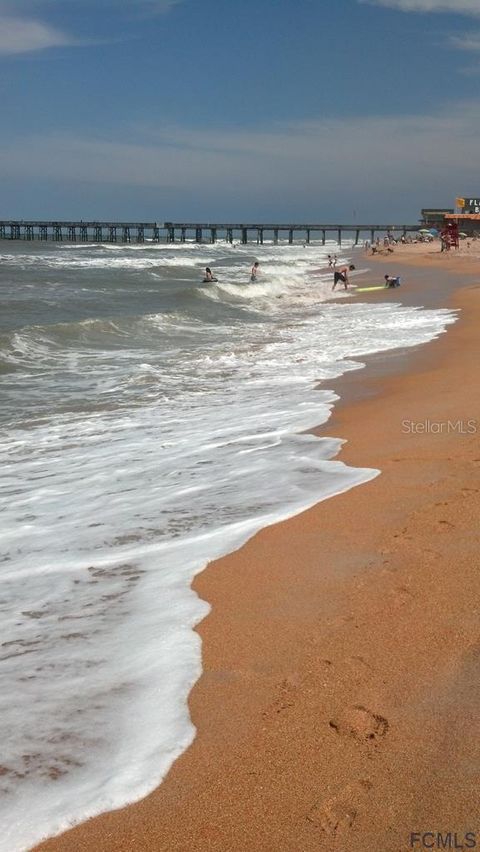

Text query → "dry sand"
[38,243,480,852]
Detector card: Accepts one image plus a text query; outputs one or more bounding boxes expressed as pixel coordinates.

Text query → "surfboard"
[355,286,387,292]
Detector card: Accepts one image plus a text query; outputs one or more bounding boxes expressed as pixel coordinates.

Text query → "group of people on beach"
[332,265,400,291]
[203,262,260,284]
[204,259,357,290]
[203,260,400,292]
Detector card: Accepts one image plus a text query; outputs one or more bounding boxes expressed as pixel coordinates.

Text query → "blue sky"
[1,0,479,222]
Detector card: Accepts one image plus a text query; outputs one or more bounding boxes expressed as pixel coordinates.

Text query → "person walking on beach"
[332,263,355,291]
[327,254,333,267]
[250,261,259,282]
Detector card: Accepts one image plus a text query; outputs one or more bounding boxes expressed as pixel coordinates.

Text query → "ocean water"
[0,239,456,850]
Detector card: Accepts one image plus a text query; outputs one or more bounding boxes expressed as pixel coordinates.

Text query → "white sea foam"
[0,239,457,850]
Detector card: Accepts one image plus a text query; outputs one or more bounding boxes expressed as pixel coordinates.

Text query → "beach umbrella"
[459,232,468,238]
[428,228,438,236]
[419,229,430,233]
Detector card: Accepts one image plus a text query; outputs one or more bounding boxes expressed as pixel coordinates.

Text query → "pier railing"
[0,221,420,245]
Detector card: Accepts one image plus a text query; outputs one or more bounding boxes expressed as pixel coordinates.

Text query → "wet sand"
[38,243,480,852]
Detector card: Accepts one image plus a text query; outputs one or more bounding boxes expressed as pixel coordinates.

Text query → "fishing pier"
[0,221,419,245]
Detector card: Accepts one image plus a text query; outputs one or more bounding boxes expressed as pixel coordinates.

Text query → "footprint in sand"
[419,547,442,561]
[390,584,413,608]
[326,613,355,629]
[306,779,372,836]
[437,519,455,530]
[262,675,300,719]
[329,705,389,743]
[344,655,373,682]
[393,527,413,541]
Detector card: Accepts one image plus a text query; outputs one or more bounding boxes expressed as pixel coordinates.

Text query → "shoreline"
[38,245,480,852]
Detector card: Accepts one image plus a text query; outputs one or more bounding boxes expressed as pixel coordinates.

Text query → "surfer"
[203,267,217,283]
[250,262,259,282]
[384,274,400,288]
[332,264,355,291]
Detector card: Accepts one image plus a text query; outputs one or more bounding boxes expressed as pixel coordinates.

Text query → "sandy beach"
[37,243,480,852]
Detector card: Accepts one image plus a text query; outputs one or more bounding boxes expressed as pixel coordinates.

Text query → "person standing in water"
[332,263,355,291]
[250,261,259,282]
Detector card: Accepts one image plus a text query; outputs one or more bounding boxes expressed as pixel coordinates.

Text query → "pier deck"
[0,220,419,245]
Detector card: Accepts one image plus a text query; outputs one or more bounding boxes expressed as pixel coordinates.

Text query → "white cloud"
[0,15,71,54]
[361,0,480,15]
[0,0,184,55]
[0,101,478,215]
[450,33,480,51]
[459,63,480,75]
